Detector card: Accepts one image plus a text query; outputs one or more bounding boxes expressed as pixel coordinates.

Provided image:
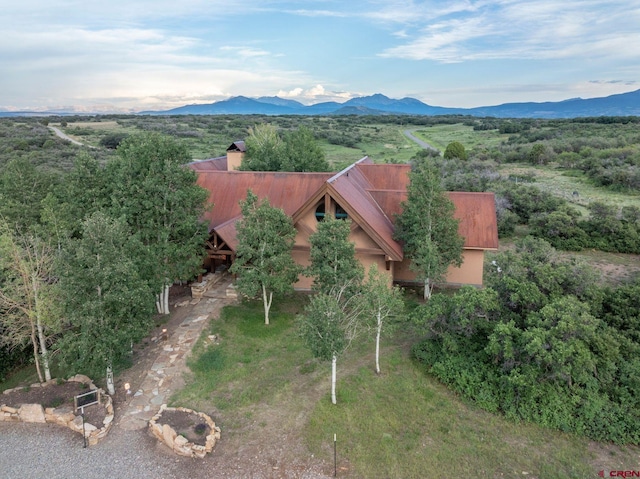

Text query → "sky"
[1,0,640,113]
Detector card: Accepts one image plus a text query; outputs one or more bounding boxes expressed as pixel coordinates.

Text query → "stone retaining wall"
[190,270,227,299]
[0,375,114,446]
[148,404,221,458]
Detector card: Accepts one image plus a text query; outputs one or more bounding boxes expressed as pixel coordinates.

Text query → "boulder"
[162,423,177,446]
[18,404,46,423]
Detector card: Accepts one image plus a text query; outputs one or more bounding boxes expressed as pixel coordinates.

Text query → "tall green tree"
[299,283,364,404]
[282,126,330,172]
[361,265,404,374]
[230,191,301,325]
[56,212,154,381]
[105,132,209,314]
[394,157,464,299]
[241,123,285,171]
[303,215,365,402]
[0,158,56,233]
[307,216,363,294]
[0,222,58,383]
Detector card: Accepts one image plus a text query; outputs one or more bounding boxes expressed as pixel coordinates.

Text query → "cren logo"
[603,471,640,478]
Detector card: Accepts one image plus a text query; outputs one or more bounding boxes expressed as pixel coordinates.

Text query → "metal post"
[334,433,337,477]
[81,407,87,448]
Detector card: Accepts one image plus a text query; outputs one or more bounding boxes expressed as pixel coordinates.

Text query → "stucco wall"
[445,249,485,286]
[392,249,486,287]
[227,151,243,171]
[291,214,393,290]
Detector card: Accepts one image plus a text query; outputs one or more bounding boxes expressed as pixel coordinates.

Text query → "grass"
[413,124,511,152]
[499,163,640,211]
[0,358,66,392]
[171,294,640,478]
[49,118,424,166]
[305,350,603,478]
[170,296,314,413]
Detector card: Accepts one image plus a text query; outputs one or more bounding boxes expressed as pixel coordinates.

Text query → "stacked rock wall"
[0,375,114,446]
[148,404,221,458]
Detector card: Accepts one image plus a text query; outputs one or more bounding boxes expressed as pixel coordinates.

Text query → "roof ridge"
[327,156,370,183]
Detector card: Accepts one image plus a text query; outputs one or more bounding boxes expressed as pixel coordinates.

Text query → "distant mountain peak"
[256,96,304,108]
[121,88,640,119]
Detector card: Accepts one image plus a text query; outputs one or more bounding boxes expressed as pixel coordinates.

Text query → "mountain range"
[3,89,640,119]
[140,89,640,119]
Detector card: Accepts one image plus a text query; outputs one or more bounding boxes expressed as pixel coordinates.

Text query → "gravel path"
[48,126,95,148]
[403,128,440,152]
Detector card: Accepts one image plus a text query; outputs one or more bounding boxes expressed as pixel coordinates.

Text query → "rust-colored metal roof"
[355,163,498,250]
[447,192,499,249]
[328,159,403,261]
[188,157,228,171]
[355,163,410,190]
[194,170,332,249]
[190,157,498,254]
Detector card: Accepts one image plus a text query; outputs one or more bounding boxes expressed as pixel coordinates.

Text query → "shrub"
[443,141,467,160]
[413,240,640,443]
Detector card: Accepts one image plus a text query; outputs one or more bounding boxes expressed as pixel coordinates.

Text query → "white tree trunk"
[375,311,382,375]
[163,284,170,315]
[262,284,272,325]
[156,284,170,315]
[36,318,51,382]
[424,278,432,300]
[331,354,337,405]
[106,365,115,395]
[33,277,51,382]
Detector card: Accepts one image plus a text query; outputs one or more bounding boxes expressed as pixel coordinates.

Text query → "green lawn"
[172,296,640,478]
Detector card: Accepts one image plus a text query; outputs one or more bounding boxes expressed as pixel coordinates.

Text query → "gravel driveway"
[0,422,191,479]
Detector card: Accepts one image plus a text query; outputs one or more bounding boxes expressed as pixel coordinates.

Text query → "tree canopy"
[241,124,329,172]
[413,237,640,444]
[229,190,301,325]
[443,141,467,160]
[394,156,463,299]
[105,132,210,314]
[307,215,363,294]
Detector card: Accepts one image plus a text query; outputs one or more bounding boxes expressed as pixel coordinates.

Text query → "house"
[189,142,498,289]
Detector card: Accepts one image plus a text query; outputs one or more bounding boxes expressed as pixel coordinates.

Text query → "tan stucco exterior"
[445,249,486,286]
[227,151,244,171]
[389,249,487,288]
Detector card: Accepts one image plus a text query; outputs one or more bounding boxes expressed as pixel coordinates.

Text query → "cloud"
[378,0,640,63]
[284,9,348,18]
[276,85,355,104]
[219,46,271,58]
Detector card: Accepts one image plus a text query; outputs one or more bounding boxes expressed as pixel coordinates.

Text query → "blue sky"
[2,0,639,112]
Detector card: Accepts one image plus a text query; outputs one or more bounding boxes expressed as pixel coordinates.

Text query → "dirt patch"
[1,381,106,426]
[159,409,210,446]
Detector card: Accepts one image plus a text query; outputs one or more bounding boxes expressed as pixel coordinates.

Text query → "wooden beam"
[354,247,385,255]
